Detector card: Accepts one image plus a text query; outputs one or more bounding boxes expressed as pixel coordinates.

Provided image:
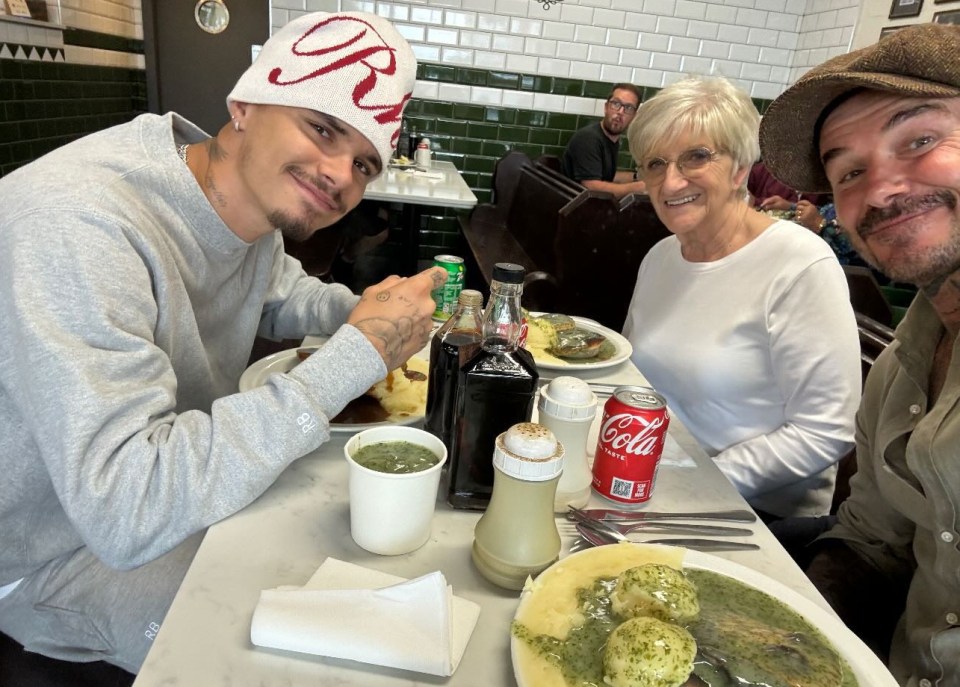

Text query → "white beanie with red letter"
[227,12,417,169]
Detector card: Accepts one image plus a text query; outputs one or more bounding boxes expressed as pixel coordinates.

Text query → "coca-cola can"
[592,386,670,505]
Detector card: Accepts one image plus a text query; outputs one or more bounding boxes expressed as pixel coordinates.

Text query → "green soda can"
[431,254,465,321]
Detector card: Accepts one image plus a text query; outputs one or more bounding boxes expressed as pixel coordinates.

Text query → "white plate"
[528,315,632,371]
[511,543,897,687]
[238,346,424,433]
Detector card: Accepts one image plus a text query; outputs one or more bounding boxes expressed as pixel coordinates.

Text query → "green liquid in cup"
[352,441,440,474]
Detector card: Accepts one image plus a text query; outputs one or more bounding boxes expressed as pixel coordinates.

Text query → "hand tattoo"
[376,291,390,302]
[430,270,445,289]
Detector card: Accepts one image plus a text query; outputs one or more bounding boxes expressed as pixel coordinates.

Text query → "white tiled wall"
[0,0,143,67]
[269,0,859,116]
[59,0,142,40]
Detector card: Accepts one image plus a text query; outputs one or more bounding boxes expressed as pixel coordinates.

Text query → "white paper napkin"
[250,558,481,676]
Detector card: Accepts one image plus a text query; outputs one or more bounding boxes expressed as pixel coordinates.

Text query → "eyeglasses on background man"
[606,99,638,114]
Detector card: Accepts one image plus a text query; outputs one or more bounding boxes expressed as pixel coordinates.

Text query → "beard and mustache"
[270,165,348,243]
[851,190,960,287]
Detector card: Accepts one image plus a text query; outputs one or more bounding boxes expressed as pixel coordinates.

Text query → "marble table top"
[364,160,477,210]
[133,358,831,687]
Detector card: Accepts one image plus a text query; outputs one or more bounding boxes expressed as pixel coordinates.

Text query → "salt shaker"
[538,376,598,512]
[415,137,432,169]
[472,423,564,590]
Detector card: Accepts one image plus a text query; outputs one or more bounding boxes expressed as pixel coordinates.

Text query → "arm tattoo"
[353,316,419,369]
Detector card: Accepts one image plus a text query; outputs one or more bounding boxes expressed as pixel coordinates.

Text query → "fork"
[572,523,760,552]
[565,510,753,537]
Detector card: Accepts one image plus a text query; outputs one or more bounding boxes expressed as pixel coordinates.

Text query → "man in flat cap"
[760,23,960,685]
[0,12,442,673]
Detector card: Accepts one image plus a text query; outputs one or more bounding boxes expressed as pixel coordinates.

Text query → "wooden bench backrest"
[505,165,583,276]
[489,150,532,219]
[554,193,670,330]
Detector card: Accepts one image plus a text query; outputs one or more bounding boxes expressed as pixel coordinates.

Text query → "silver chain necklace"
[177,143,189,164]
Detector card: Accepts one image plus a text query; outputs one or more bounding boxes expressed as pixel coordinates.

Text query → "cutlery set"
[564,506,760,552]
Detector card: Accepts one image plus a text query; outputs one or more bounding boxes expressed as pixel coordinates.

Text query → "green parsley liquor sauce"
[352,441,439,474]
[513,570,858,687]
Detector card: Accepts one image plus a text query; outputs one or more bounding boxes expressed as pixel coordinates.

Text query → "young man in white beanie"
[0,12,440,673]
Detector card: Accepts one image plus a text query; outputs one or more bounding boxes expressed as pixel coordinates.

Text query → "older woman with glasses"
[622,76,861,521]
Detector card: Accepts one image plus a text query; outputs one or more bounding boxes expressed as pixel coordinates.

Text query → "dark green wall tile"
[481,140,511,158]
[497,124,528,143]
[488,71,520,90]
[452,103,485,121]
[546,112,579,130]
[583,81,610,99]
[421,64,456,82]
[529,128,560,145]
[484,107,516,124]
[516,110,547,127]
[456,68,487,86]
[466,121,498,139]
[465,156,497,174]
[0,60,146,178]
[435,118,468,137]
[551,77,582,96]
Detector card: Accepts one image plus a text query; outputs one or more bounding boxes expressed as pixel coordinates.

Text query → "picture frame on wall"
[934,8,960,21]
[4,0,33,18]
[880,25,909,38]
[889,0,923,18]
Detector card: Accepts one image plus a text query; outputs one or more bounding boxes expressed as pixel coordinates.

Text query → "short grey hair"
[627,76,760,182]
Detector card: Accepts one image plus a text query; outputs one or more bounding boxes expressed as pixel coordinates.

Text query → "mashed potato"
[513,544,686,687]
[367,355,428,418]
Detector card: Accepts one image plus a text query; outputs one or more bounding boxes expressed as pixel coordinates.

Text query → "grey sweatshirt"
[0,113,386,582]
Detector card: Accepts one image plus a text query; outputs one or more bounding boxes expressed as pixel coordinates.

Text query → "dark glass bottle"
[423,289,484,453]
[447,263,539,510]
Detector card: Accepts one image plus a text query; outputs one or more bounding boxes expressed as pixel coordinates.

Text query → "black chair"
[843,264,893,327]
[0,631,134,687]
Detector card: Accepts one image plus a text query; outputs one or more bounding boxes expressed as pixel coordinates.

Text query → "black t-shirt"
[561,122,620,183]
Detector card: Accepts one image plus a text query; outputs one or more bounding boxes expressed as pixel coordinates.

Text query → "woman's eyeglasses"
[606,99,638,114]
[641,147,722,183]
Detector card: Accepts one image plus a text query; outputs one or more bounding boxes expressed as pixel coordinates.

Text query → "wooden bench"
[459,152,669,322]
[459,152,585,309]
[554,191,670,330]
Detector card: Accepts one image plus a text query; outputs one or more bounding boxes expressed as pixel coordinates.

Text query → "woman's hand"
[759,195,795,211]
[794,200,824,233]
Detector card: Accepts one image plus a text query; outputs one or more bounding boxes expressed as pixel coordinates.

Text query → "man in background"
[561,83,648,199]
[760,23,960,684]
[0,11,442,674]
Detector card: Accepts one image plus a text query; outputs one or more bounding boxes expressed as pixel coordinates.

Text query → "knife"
[574,523,760,552]
[568,514,754,537]
[573,507,757,523]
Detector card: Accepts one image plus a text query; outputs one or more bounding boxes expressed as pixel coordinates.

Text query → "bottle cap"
[493,423,564,481]
[492,263,525,284]
[538,376,597,421]
[418,137,430,148]
[459,289,483,307]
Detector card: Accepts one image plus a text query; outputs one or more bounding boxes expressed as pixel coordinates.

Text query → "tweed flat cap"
[759,24,960,194]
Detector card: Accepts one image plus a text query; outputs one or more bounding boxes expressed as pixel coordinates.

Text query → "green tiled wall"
[398,63,773,261]
[0,44,146,177]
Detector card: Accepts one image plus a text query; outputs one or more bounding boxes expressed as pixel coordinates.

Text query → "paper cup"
[344,426,447,555]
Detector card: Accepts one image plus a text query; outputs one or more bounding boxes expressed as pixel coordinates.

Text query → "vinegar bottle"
[423,289,484,453]
[447,263,539,510]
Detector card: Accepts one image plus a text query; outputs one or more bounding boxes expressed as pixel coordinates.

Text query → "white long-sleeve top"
[623,220,861,517]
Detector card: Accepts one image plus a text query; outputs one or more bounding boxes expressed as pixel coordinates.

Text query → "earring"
[234,120,241,132]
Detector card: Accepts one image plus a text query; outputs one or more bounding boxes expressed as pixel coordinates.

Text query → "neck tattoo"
[177,143,189,164]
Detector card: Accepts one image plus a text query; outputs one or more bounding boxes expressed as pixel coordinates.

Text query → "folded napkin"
[250,558,481,676]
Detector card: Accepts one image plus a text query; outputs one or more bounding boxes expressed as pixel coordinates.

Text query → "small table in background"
[363,160,478,273]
